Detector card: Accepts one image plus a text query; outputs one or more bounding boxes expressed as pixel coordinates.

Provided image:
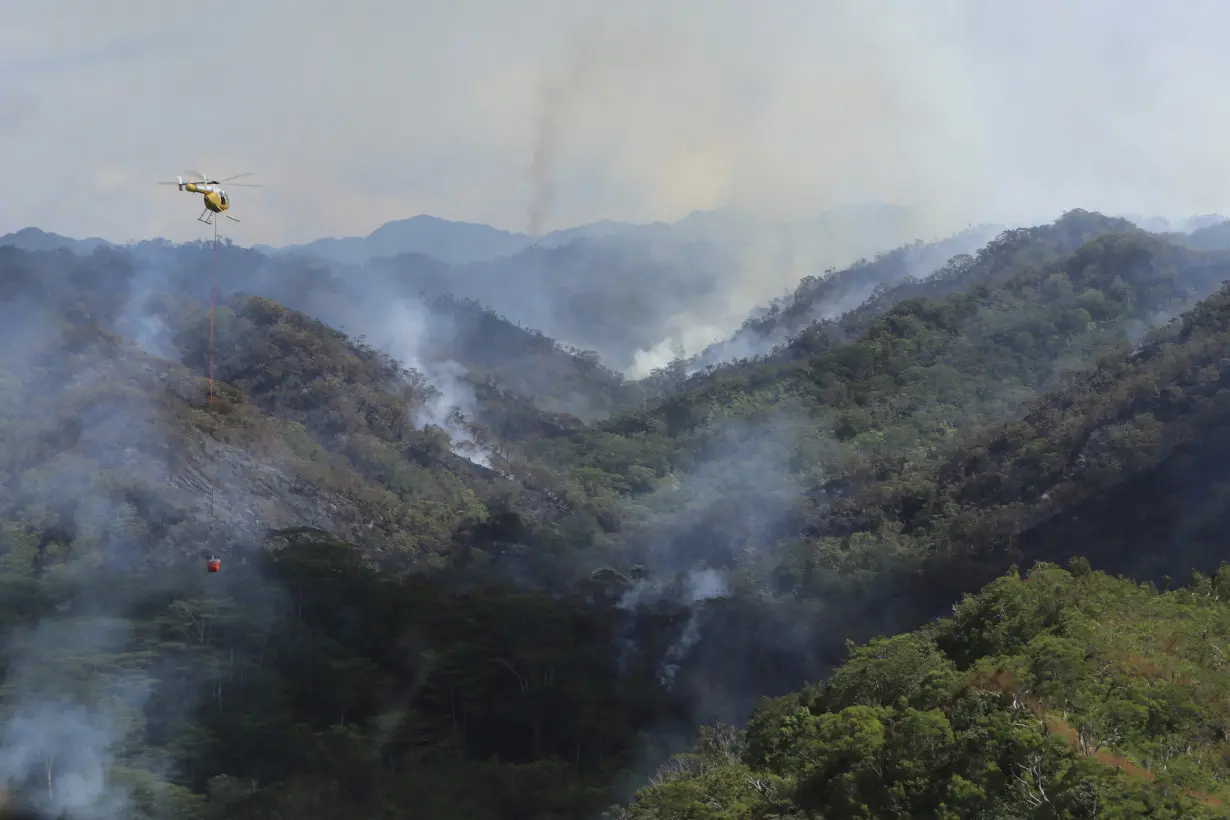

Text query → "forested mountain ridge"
[661,209,1142,393]
[879,277,1230,589]
[534,215,1230,557]
[5,210,1230,817]
[684,222,1005,371]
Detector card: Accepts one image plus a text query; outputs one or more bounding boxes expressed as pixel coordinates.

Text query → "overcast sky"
[3,0,1229,246]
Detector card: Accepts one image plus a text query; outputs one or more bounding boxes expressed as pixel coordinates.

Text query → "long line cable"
[209,217,218,521]
[210,218,217,409]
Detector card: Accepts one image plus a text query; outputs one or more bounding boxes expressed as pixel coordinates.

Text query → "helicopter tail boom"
[182,181,215,195]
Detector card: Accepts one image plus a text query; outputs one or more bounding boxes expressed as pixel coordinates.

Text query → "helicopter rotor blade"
[159,170,261,188]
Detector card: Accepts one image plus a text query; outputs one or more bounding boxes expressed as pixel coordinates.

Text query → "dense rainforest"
[3,209,1230,817]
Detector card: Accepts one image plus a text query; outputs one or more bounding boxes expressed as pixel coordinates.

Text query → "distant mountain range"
[247,202,920,267]
[0,226,111,255]
[252,202,927,266]
[2,203,919,266]
[6,207,1226,269]
[253,215,647,265]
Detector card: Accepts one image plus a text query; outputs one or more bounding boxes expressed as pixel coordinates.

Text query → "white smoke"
[618,568,730,687]
[369,298,495,468]
[0,617,149,819]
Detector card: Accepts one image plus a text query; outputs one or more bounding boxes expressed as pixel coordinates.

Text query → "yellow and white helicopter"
[157,170,261,224]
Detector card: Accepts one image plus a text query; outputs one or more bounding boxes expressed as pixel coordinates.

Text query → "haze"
[4,0,1228,246]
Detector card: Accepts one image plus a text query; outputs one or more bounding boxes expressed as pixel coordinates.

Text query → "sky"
[4,0,1230,247]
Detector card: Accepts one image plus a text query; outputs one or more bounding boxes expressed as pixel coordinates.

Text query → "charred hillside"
[0,247,583,579]
[0,302,495,570]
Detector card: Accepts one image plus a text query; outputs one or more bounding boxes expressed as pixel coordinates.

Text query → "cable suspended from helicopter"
[158,168,263,573]
[157,170,261,224]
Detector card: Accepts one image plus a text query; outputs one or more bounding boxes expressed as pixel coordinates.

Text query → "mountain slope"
[686,223,1005,369]
[542,216,1230,508]
[0,320,394,564]
[0,245,591,577]
[514,219,1230,674]
[712,247,1230,647]
[621,563,1230,818]
[678,209,1140,388]
[886,277,1230,592]
[16,238,642,426]
[0,292,476,569]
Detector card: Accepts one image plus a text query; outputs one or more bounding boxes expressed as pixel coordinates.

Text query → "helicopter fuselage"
[180,182,230,213]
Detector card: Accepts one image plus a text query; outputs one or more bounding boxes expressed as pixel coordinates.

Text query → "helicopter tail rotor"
[157,172,198,190]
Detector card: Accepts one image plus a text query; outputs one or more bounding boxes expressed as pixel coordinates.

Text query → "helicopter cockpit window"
[220,193,229,206]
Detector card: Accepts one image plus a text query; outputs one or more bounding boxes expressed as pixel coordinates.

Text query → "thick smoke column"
[525,30,606,237]
[526,78,563,238]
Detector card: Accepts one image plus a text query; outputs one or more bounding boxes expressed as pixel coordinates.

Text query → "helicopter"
[157,170,261,225]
